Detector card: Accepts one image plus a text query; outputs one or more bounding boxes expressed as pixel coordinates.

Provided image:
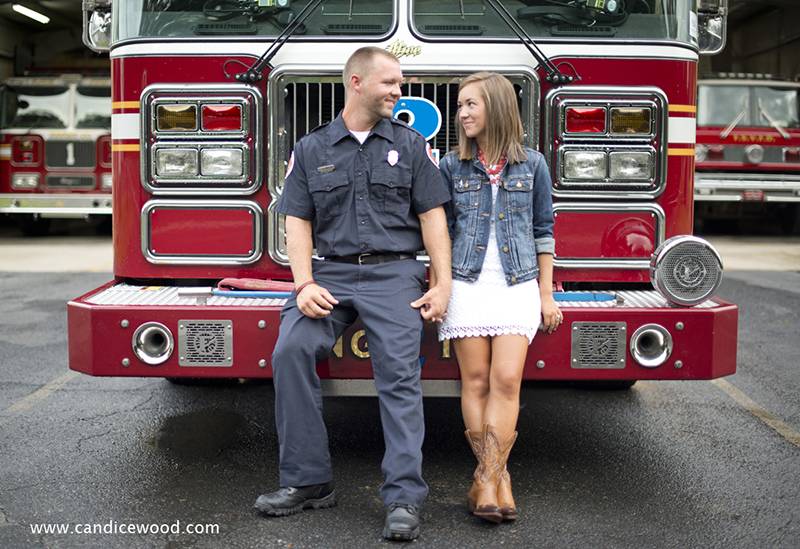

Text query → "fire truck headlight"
[609,151,653,180]
[11,173,40,189]
[745,144,765,164]
[156,148,199,178]
[563,150,606,180]
[650,235,723,307]
[200,148,244,177]
[101,173,113,190]
[695,144,709,163]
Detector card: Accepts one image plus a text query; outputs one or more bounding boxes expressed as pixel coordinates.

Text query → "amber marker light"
[610,107,652,135]
[201,104,243,132]
[156,104,198,132]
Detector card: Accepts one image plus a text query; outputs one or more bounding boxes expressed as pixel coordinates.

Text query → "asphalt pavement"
[0,268,798,548]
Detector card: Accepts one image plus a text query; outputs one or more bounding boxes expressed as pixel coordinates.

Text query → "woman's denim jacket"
[440,146,555,285]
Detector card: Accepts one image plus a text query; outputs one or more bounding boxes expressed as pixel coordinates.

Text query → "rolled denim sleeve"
[531,152,555,255]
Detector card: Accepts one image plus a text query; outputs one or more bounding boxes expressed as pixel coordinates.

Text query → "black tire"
[572,380,637,390]
[19,216,51,237]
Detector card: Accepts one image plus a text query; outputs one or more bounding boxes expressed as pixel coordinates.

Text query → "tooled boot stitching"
[495,431,519,521]
[471,424,502,523]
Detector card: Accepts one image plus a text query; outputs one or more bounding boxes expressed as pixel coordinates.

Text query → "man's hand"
[410,284,450,323]
[297,283,339,319]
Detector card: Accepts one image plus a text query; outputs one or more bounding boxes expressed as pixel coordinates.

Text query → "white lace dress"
[438,173,542,344]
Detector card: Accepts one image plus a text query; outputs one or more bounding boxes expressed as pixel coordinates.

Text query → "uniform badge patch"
[426,143,439,167]
[387,149,399,166]
[285,151,295,180]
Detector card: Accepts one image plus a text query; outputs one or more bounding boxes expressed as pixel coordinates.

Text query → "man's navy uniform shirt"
[276,114,451,257]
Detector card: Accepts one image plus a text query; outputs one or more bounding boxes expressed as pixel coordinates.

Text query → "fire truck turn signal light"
[101,173,113,190]
[565,107,606,133]
[201,104,243,132]
[12,137,40,164]
[610,107,652,135]
[156,104,198,131]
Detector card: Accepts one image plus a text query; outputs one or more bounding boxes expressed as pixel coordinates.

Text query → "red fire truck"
[695,74,800,234]
[69,0,737,394]
[0,75,112,236]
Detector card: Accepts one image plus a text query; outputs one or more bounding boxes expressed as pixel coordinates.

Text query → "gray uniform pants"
[272,258,429,507]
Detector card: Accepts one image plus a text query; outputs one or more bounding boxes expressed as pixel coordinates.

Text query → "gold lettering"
[441,339,451,359]
[350,330,370,359]
[385,40,422,59]
[332,336,343,358]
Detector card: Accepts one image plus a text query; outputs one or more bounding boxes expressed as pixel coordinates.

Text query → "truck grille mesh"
[660,243,722,302]
[570,322,627,369]
[178,320,233,367]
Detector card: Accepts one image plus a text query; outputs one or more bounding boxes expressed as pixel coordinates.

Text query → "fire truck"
[69,0,737,394]
[0,75,112,236]
[695,74,800,234]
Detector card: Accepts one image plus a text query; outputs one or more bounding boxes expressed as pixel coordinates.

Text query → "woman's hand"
[541,294,562,334]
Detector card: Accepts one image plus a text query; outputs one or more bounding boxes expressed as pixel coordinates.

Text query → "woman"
[438,72,562,523]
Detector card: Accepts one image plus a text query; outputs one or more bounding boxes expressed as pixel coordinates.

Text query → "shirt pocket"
[370,166,412,215]
[453,177,482,211]
[308,172,349,219]
[503,175,534,212]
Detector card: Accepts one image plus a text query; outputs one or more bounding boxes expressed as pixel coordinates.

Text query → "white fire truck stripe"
[668,117,696,144]
[0,144,10,159]
[112,113,140,141]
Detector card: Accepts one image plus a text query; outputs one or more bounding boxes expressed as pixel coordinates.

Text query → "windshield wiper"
[757,98,790,139]
[234,0,326,83]
[720,96,748,139]
[482,0,576,86]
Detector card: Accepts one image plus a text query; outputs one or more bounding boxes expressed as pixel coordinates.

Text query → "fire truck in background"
[695,74,800,234]
[0,75,112,236]
[69,0,737,393]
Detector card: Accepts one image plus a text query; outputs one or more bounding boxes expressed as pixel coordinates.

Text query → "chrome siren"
[132,322,174,365]
[629,324,673,367]
[650,235,723,307]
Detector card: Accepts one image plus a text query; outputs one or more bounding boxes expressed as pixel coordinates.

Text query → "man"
[254,47,452,542]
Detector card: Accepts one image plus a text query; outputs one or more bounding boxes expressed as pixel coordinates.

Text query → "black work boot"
[383,503,420,541]
[254,482,336,517]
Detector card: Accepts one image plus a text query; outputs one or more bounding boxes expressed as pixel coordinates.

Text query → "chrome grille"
[722,146,784,163]
[178,320,233,367]
[570,322,627,369]
[45,140,95,168]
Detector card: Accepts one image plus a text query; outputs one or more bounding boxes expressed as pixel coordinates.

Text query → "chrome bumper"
[694,173,800,203]
[0,193,112,217]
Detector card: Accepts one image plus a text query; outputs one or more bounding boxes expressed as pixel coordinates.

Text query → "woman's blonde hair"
[456,72,526,165]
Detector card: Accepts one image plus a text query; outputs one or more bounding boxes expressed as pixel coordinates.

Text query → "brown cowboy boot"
[466,424,502,523]
[495,431,519,521]
[464,429,482,512]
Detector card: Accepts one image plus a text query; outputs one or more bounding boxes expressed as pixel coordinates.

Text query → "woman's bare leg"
[453,336,491,432]
[484,334,528,440]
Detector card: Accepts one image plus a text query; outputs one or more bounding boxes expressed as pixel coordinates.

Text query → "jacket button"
[498,213,505,220]
[511,276,517,283]
[502,245,509,253]
[516,182,523,188]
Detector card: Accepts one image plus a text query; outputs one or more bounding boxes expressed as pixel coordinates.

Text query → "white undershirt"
[350,130,370,144]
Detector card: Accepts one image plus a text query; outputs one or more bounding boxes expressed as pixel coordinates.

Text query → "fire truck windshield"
[114,0,394,41]
[1,85,70,130]
[698,84,800,129]
[75,86,112,129]
[413,0,698,44]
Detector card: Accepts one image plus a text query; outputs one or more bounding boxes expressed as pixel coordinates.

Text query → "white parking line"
[711,378,800,448]
[2,371,79,415]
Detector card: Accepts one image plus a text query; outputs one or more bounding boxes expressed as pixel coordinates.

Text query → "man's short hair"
[343,47,399,88]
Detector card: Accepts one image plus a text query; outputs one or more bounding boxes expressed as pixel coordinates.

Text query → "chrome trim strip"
[139,84,263,196]
[552,202,666,269]
[0,193,112,216]
[140,199,263,265]
[544,86,669,199]
[265,64,540,265]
